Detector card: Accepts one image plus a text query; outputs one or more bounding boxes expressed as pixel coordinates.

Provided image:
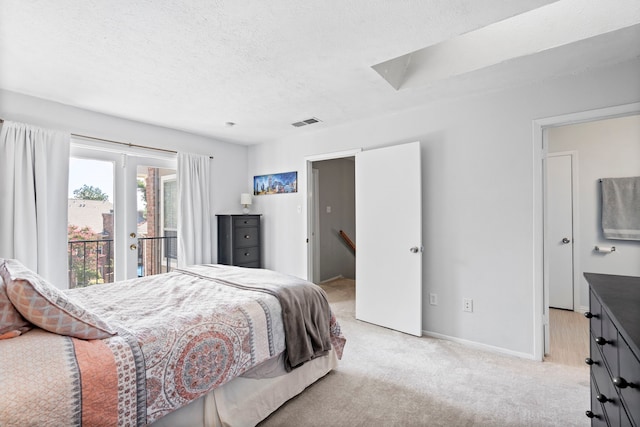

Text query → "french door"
[68,142,176,287]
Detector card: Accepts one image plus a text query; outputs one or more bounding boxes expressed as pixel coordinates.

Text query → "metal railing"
[68,235,177,288]
[68,238,114,288]
[137,236,177,277]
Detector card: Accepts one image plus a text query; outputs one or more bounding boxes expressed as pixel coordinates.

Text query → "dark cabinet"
[217,215,261,268]
[585,273,640,426]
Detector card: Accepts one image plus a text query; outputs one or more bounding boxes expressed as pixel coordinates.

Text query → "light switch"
[326,206,332,213]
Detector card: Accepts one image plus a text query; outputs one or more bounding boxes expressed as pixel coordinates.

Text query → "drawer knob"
[584,312,598,319]
[585,410,599,419]
[595,336,609,346]
[613,376,633,389]
[585,357,598,366]
[596,394,610,403]
[244,252,250,257]
[244,235,251,239]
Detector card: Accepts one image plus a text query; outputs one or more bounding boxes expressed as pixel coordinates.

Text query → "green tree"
[68,225,105,287]
[73,184,109,201]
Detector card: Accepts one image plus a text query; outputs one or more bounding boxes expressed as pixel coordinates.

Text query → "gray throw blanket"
[601,176,640,240]
[177,265,332,371]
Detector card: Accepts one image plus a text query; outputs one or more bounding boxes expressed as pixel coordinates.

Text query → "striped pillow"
[2,259,116,340]
[0,260,32,339]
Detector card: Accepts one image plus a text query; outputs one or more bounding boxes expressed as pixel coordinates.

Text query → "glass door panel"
[67,157,115,288]
[69,144,177,287]
[135,166,177,277]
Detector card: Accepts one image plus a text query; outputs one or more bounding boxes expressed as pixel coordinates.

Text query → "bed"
[0,259,345,426]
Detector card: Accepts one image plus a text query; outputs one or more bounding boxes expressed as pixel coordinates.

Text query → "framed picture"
[254,171,297,195]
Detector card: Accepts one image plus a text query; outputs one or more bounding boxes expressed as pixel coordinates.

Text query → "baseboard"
[320,275,344,284]
[577,305,589,314]
[422,330,538,361]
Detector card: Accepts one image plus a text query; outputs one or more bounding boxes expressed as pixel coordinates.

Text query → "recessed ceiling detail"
[372,0,640,91]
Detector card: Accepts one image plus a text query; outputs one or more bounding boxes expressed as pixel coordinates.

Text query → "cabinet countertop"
[584,272,640,357]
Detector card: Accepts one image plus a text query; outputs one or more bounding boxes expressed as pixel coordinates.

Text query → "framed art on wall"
[254,171,297,195]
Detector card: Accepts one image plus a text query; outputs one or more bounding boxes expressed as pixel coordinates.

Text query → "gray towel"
[601,176,640,240]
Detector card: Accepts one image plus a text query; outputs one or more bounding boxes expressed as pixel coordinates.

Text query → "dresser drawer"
[233,227,259,248]
[589,290,603,336]
[233,246,260,264]
[237,261,261,268]
[600,311,621,377]
[589,376,609,426]
[233,217,260,228]
[591,334,625,426]
[618,337,640,426]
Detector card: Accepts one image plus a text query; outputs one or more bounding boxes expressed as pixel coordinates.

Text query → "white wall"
[0,89,249,261]
[549,115,640,309]
[248,57,640,358]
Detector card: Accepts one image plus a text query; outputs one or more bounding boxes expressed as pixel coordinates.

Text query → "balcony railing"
[68,235,177,288]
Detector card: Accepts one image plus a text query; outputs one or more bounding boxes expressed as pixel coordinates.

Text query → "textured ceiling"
[1,0,639,145]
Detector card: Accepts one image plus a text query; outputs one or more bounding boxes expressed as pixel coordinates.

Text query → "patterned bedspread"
[0,265,345,426]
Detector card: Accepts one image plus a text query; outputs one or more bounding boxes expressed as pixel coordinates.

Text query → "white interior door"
[546,154,574,310]
[355,142,422,336]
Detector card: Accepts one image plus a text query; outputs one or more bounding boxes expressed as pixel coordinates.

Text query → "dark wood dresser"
[216,214,261,268]
[584,273,640,426]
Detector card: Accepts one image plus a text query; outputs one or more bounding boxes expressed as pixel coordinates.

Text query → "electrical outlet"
[429,293,438,306]
[463,298,473,312]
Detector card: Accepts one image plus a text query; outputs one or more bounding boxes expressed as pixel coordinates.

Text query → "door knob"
[130,244,137,250]
[409,246,423,253]
[562,237,571,244]
[130,232,136,238]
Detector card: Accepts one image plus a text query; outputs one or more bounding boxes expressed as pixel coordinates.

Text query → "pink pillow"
[1,259,116,340]
[0,260,32,339]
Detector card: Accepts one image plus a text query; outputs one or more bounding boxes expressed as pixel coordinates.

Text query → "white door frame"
[305,149,362,282]
[533,102,640,361]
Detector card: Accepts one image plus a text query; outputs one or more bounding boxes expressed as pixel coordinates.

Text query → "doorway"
[306,142,424,336]
[535,103,640,361]
[308,157,356,284]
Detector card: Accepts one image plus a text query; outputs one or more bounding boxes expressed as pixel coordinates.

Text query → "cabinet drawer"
[233,246,259,264]
[237,261,261,269]
[600,311,620,377]
[589,376,608,426]
[589,290,603,337]
[618,337,640,426]
[233,227,259,248]
[233,217,260,228]
[591,334,624,426]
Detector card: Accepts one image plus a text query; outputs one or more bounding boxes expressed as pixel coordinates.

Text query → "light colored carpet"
[259,279,590,427]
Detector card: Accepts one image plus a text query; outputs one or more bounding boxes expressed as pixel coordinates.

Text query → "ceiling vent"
[291,117,322,128]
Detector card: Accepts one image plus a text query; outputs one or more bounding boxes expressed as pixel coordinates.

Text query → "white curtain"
[177,152,213,267]
[0,121,70,287]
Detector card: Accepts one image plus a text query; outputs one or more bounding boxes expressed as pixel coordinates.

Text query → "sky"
[69,158,114,202]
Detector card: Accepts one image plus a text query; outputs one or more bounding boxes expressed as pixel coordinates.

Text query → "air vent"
[291,117,322,128]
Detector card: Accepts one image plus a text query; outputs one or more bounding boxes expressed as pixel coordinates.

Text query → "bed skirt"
[151,349,338,427]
